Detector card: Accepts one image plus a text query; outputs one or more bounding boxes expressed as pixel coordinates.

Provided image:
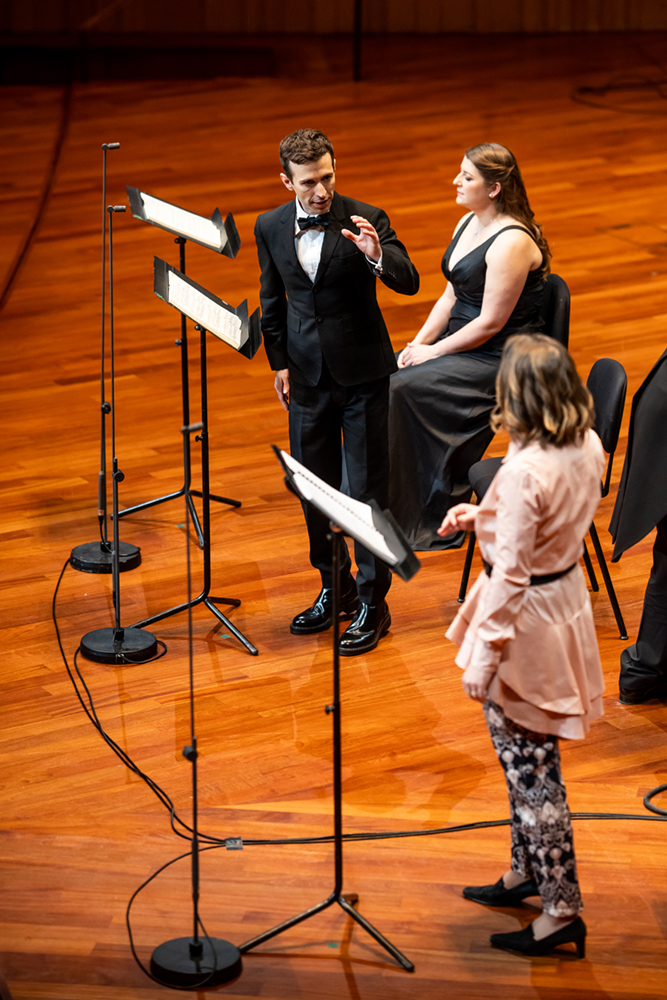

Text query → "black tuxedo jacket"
[609,348,667,560]
[254,191,419,387]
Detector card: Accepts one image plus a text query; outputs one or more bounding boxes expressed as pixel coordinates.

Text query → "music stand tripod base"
[151,936,242,988]
[71,541,141,574]
[79,626,157,664]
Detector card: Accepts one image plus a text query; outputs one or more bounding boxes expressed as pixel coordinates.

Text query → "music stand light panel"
[154,257,261,359]
[127,186,241,258]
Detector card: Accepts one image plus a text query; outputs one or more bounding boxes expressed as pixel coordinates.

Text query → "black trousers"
[288,368,392,606]
[620,516,667,691]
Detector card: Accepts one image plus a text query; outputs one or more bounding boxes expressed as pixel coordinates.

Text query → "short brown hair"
[279,128,334,177]
[492,334,594,447]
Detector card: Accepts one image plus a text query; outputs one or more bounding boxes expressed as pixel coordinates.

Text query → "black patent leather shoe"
[463,876,539,907]
[290,583,358,635]
[339,602,391,656]
[490,916,586,958]
[619,683,667,705]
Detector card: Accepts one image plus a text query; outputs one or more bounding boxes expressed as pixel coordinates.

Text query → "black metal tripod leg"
[337,894,414,971]
[190,489,242,509]
[204,598,258,655]
[238,893,337,953]
[115,487,185,519]
[186,492,204,548]
[209,595,241,608]
[589,522,628,639]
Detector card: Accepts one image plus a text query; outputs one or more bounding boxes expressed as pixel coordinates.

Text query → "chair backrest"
[586,357,627,496]
[539,273,570,347]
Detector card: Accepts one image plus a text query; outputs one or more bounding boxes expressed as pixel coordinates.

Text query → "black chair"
[540,272,570,347]
[456,355,629,641]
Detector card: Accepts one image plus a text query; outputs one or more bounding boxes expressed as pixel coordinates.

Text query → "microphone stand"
[71,142,141,575]
[149,421,242,988]
[79,206,157,665]
[115,236,240,548]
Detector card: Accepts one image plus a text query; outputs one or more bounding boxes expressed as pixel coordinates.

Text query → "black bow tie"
[298,213,330,231]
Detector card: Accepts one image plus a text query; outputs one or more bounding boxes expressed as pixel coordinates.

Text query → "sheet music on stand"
[273,447,420,582]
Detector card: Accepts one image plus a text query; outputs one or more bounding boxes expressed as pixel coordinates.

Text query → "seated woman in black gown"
[389,143,551,550]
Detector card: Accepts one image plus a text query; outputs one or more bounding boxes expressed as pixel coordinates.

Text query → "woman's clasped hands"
[397,341,442,367]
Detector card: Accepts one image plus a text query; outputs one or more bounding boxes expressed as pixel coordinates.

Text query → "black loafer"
[490,916,586,958]
[290,582,358,635]
[619,684,667,705]
[339,602,390,656]
[463,876,539,907]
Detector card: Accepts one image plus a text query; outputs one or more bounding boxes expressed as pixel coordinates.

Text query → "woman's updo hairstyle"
[466,142,551,275]
[491,334,594,448]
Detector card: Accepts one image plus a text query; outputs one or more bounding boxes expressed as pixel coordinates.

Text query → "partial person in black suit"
[254,128,419,655]
[609,348,667,703]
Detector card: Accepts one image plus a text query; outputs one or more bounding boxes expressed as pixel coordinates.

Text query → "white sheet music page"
[167,271,242,348]
[281,451,396,564]
[141,193,228,250]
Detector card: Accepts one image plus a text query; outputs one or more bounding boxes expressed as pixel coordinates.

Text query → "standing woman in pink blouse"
[440,334,605,958]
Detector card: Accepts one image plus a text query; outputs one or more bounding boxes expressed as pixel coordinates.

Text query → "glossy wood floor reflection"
[2,32,667,1000]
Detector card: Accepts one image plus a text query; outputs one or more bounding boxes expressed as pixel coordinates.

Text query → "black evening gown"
[389,216,544,551]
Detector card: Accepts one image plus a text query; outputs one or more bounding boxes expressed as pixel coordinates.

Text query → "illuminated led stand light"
[70,143,141,575]
[80,205,157,665]
[236,448,420,971]
[127,257,261,656]
[116,186,242,548]
[149,421,242,990]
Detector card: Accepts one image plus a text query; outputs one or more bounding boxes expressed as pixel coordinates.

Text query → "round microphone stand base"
[151,937,242,988]
[79,626,157,664]
[71,541,141,574]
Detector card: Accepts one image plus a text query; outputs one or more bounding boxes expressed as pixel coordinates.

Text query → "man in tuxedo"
[255,128,419,655]
[610,348,667,703]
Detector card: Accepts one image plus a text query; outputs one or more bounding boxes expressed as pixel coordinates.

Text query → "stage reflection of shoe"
[290,582,358,635]
[619,683,667,705]
[463,876,539,907]
[338,601,390,656]
[490,916,586,958]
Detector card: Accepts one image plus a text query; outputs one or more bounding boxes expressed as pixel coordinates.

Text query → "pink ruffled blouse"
[446,430,606,739]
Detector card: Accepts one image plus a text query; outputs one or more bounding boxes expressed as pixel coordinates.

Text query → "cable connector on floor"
[225,837,243,850]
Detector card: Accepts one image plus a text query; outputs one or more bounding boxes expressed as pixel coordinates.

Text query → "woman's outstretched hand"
[438,503,478,537]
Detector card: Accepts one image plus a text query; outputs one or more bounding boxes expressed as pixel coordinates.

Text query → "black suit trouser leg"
[620,516,667,690]
[288,374,392,606]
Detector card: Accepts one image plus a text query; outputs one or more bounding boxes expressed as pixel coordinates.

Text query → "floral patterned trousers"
[483,699,583,917]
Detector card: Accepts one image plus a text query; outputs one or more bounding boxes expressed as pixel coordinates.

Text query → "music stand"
[116,187,242,546]
[238,448,420,971]
[129,257,261,656]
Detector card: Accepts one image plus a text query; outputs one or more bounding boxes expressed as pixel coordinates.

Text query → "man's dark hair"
[279,128,334,177]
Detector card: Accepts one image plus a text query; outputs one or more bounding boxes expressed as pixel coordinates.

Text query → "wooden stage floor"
[1,31,667,1000]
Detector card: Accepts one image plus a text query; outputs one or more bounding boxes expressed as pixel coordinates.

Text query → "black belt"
[482,560,577,586]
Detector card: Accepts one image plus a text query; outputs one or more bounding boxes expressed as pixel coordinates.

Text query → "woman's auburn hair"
[491,334,594,447]
[466,142,551,276]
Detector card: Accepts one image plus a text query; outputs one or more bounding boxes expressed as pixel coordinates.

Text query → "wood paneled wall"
[4,0,667,35]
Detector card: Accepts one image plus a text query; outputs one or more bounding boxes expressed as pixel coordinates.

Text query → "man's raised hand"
[341,215,382,263]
